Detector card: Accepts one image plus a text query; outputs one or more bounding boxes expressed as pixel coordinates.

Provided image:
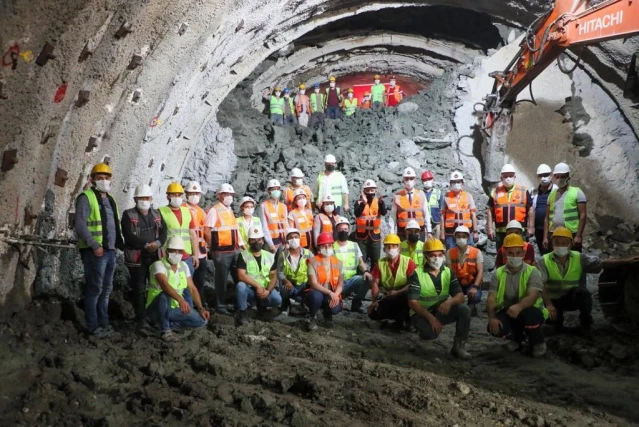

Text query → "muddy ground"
[2,277,639,427]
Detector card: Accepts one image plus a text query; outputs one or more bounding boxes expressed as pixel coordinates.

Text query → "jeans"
[445,233,475,250]
[372,101,383,111]
[127,255,157,322]
[183,256,194,275]
[279,281,307,304]
[192,257,208,306]
[369,293,410,323]
[309,112,325,129]
[326,106,340,119]
[412,304,471,341]
[304,289,342,318]
[462,285,482,305]
[284,115,296,126]
[146,288,207,333]
[270,113,283,125]
[236,282,282,312]
[551,287,593,326]
[342,275,368,302]
[81,249,117,332]
[357,238,381,266]
[211,251,238,311]
[488,306,545,345]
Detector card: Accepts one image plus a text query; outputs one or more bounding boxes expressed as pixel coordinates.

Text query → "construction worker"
[146,236,209,342]
[313,194,341,246]
[75,163,124,337]
[315,153,349,214]
[371,74,385,110]
[295,83,311,127]
[236,196,261,248]
[538,227,639,336]
[440,171,478,249]
[236,227,281,325]
[309,83,325,128]
[288,188,314,250]
[342,88,358,116]
[389,167,432,241]
[487,164,534,251]
[284,167,313,213]
[277,228,314,316]
[446,226,483,317]
[184,181,208,306]
[260,179,288,252]
[543,163,587,253]
[532,164,555,255]
[369,234,416,329]
[487,233,547,357]
[121,184,166,330]
[324,76,342,119]
[495,220,535,268]
[361,92,372,109]
[400,220,424,267]
[385,76,403,107]
[354,179,387,266]
[306,232,344,330]
[204,183,244,315]
[333,217,372,313]
[160,182,199,275]
[264,86,284,125]
[282,88,296,126]
[408,239,471,359]
[422,170,443,240]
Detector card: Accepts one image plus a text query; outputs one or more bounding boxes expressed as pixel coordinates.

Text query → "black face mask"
[326,164,336,172]
[337,231,349,242]
[407,234,419,243]
[365,193,375,203]
[250,242,263,252]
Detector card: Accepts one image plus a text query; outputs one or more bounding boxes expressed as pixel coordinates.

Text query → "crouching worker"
[487,234,547,357]
[447,226,483,317]
[277,228,314,316]
[333,217,372,313]
[146,237,210,342]
[236,227,282,325]
[305,232,344,330]
[408,239,471,359]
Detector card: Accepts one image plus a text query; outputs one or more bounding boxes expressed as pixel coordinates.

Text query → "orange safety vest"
[185,203,207,256]
[394,190,424,236]
[361,100,371,109]
[211,202,239,252]
[355,198,381,240]
[307,255,341,293]
[296,94,310,115]
[443,191,472,234]
[449,246,480,287]
[284,184,313,213]
[386,85,402,104]
[492,184,529,228]
[262,200,287,246]
[289,208,314,249]
[499,241,535,267]
[317,213,339,238]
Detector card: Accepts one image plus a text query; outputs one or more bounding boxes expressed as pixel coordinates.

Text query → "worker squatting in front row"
[75,160,639,358]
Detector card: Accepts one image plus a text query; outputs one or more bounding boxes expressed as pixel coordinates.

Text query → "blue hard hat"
[283,88,290,93]
[313,83,320,88]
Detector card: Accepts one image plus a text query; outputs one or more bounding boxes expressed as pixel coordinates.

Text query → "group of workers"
[263,75,404,127]
[75,158,639,357]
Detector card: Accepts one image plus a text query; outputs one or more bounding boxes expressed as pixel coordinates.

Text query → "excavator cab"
[624,52,639,102]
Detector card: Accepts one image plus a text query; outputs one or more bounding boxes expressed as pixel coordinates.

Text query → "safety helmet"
[329,76,336,82]
[134,184,153,198]
[363,179,377,189]
[91,163,112,176]
[324,154,337,163]
[506,220,523,231]
[299,83,306,90]
[293,188,307,199]
[336,217,350,228]
[552,227,573,240]
[313,83,320,88]
[423,239,445,252]
[166,182,184,194]
[347,88,354,93]
[267,179,281,189]
[406,220,421,230]
[239,196,256,207]
[454,225,470,236]
[274,86,282,92]
[290,168,304,178]
[383,234,401,245]
[286,228,300,238]
[390,75,396,80]
[248,227,265,239]
[166,236,185,250]
[185,181,202,193]
[503,234,525,248]
[218,183,235,194]
[322,194,335,204]
[553,162,570,174]
[402,167,416,178]
[421,170,434,181]
[536,164,552,175]
[317,232,334,246]
[374,74,381,79]
[283,88,290,93]
[364,91,370,96]
[449,171,464,181]
[501,164,516,174]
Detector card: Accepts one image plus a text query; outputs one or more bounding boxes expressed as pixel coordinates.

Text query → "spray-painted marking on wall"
[150,117,163,127]
[19,51,34,63]
[54,83,68,103]
[2,44,20,69]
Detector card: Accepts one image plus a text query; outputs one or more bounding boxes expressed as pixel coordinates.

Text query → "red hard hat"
[421,170,434,180]
[317,232,334,246]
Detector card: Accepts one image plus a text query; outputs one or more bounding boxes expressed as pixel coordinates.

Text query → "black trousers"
[192,257,208,306]
[488,306,545,345]
[552,287,592,326]
[535,229,550,255]
[368,293,410,323]
[127,256,157,321]
[357,238,381,267]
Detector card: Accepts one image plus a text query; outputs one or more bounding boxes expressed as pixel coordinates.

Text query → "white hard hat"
[322,194,335,204]
[536,164,552,175]
[553,162,570,174]
[293,188,307,198]
[218,183,235,194]
[402,167,416,178]
[290,168,304,178]
[248,226,264,239]
[406,219,421,230]
[363,179,377,189]
[454,225,470,235]
[501,164,516,174]
[506,220,523,230]
[185,181,202,193]
[267,179,281,189]
[134,184,153,198]
[449,171,464,181]
[166,236,185,250]
[324,154,337,163]
[239,196,256,207]
[336,217,350,227]
[286,228,300,238]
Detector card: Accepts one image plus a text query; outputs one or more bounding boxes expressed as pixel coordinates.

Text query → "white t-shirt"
[151,260,192,279]
[552,188,587,230]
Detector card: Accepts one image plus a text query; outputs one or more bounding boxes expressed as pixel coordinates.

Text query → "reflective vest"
[355,198,381,240]
[122,207,162,266]
[289,208,314,248]
[270,96,285,115]
[400,240,424,267]
[76,189,122,249]
[317,213,339,239]
[343,98,358,116]
[236,216,262,247]
[210,202,239,252]
[262,200,287,246]
[412,267,451,315]
[361,100,371,109]
[548,186,581,233]
[284,184,313,213]
[281,248,313,285]
[386,85,402,105]
[317,171,345,206]
[159,206,193,255]
[310,93,325,113]
[371,83,385,103]
[324,87,341,108]
[449,246,479,287]
[308,255,341,292]
[283,96,295,117]
[378,255,410,291]
[543,251,582,299]
[491,184,528,228]
[425,188,442,224]
[498,241,535,267]
[296,94,310,115]
[443,191,472,234]
[333,241,359,279]
[185,203,207,257]
[394,189,425,236]
[146,258,188,308]
[244,250,274,288]
[495,264,547,318]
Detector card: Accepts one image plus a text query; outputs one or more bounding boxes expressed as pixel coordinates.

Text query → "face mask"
[187,195,201,205]
[320,247,332,257]
[452,183,463,192]
[553,246,570,257]
[404,180,415,190]
[423,180,434,190]
[407,234,419,243]
[94,179,111,192]
[243,207,255,216]
[293,178,303,187]
[507,256,524,268]
[300,90,305,95]
[390,81,396,86]
[556,178,569,188]
[348,94,353,98]
[374,80,380,85]
[288,238,300,249]
[169,197,183,208]
[385,248,400,259]
[326,164,336,172]
[250,242,263,252]
[456,238,468,248]
[275,92,281,97]
[137,200,151,211]
[167,252,182,265]
[428,256,445,269]
[539,176,551,185]
[330,83,335,88]
[502,177,515,187]
[337,230,349,242]
[270,190,281,199]
[222,195,233,207]
[314,88,320,93]
[284,94,289,98]
[296,198,307,208]
[365,193,375,203]
[324,204,335,214]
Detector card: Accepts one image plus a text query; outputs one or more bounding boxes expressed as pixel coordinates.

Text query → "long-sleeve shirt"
[75,192,119,251]
[121,208,167,250]
[388,189,432,233]
[354,197,388,217]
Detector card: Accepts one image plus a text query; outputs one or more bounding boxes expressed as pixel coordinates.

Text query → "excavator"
[481,0,639,326]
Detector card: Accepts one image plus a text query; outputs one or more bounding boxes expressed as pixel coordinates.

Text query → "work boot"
[237,311,249,326]
[280,298,291,314]
[351,299,364,314]
[503,340,520,352]
[450,338,472,359]
[216,306,230,315]
[257,306,268,321]
[390,320,403,333]
[532,342,547,357]
[323,313,334,328]
[470,304,478,317]
[307,317,318,331]
[161,330,179,343]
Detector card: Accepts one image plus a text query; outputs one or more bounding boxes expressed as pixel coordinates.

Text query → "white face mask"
[502,177,515,187]
[314,88,320,93]
[539,176,551,185]
[288,238,301,249]
[324,204,335,213]
[275,92,281,97]
[507,256,524,268]
[137,200,151,211]
[300,90,305,95]
[556,178,569,188]
[187,195,201,205]
[423,180,434,189]
[385,248,400,259]
[243,207,255,216]
[94,179,111,192]
[169,197,183,208]
[374,80,380,85]
[222,195,233,207]
[428,256,445,269]
[330,83,335,88]
[456,238,468,248]
[296,198,307,208]
[553,246,570,257]
[284,94,289,98]
[390,81,396,86]
[293,178,303,187]
[270,190,281,200]
[451,183,463,192]
[404,180,415,190]
[167,252,182,265]
[348,93,353,98]
[320,247,332,257]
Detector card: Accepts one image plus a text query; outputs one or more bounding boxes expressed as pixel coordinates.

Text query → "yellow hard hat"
[91,163,112,176]
[329,76,336,82]
[503,234,525,248]
[383,234,401,245]
[423,238,445,252]
[274,86,282,92]
[299,83,306,89]
[347,88,354,93]
[374,74,380,79]
[552,227,573,240]
[166,182,184,194]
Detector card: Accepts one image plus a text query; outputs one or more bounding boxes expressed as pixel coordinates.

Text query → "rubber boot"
[351,299,364,314]
[450,338,471,359]
[237,311,249,326]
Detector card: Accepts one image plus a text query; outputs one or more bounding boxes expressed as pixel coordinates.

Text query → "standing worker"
[371,74,385,110]
[342,88,358,116]
[309,83,325,128]
[422,171,443,240]
[333,217,372,313]
[75,163,124,337]
[295,84,311,127]
[284,168,313,213]
[160,182,199,274]
[532,164,555,255]
[184,181,208,307]
[354,179,387,267]
[236,196,261,250]
[316,154,349,215]
[324,76,342,119]
[385,76,403,107]
[264,87,284,126]
[389,167,432,241]
[282,88,296,126]
[260,179,289,252]
[361,92,372,109]
[446,226,483,316]
[440,171,478,249]
[288,189,314,250]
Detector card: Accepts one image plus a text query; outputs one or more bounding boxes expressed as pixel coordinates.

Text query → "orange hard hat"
[364,91,370,95]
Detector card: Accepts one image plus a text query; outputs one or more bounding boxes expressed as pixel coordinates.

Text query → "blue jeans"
[271,114,283,125]
[444,233,475,250]
[146,288,207,333]
[81,249,117,332]
[342,275,368,301]
[183,256,194,276]
[280,281,307,303]
[236,282,282,312]
[326,106,340,119]
[284,115,296,126]
[304,289,342,318]
[462,285,482,305]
